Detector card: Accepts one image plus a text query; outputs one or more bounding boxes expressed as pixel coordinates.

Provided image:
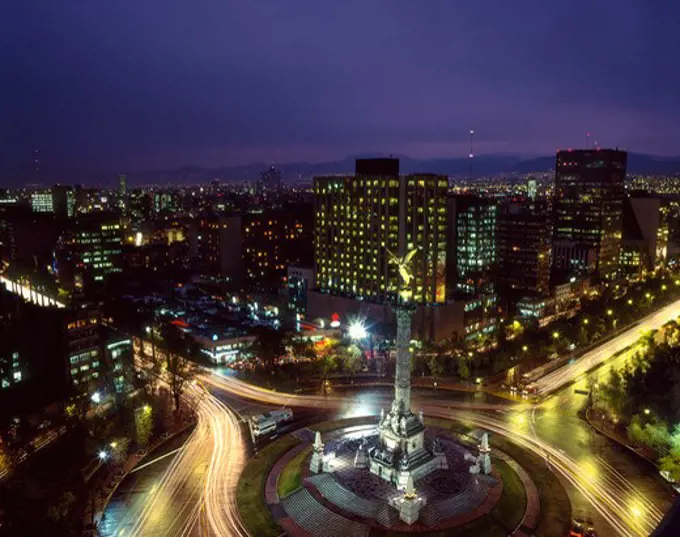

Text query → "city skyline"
[1,1,679,176]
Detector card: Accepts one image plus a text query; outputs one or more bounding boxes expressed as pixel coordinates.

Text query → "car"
[569,520,585,537]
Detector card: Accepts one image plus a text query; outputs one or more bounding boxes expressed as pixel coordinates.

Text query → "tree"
[250,326,286,370]
[289,338,316,361]
[341,345,363,375]
[458,357,470,380]
[135,405,153,446]
[166,352,198,412]
[428,355,445,378]
[161,323,199,412]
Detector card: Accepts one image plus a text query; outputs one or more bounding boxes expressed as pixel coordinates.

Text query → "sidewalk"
[585,407,657,466]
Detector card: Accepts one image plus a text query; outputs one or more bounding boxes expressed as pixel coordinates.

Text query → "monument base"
[364,402,443,489]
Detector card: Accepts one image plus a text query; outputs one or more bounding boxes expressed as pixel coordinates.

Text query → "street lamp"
[91,391,102,404]
[627,299,633,306]
[552,331,560,340]
[582,318,589,325]
[522,345,528,352]
[348,320,368,341]
[644,408,651,415]
[98,450,108,461]
[145,325,151,334]
[607,309,613,316]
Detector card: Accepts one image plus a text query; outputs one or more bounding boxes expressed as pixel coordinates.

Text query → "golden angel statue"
[386,247,419,300]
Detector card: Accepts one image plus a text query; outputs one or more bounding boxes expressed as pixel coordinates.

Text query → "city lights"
[348,320,368,340]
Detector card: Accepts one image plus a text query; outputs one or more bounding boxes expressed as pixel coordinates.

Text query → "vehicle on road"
[250,409,293,437]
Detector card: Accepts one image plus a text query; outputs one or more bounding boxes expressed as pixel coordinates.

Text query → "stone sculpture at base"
[389,475,426,524]
[479,432,492,475]
[310,431,324,474]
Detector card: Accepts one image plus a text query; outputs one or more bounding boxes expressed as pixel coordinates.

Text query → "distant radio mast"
[468,129,475,179]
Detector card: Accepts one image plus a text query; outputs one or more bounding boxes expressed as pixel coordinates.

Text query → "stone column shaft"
[395,306,413,412]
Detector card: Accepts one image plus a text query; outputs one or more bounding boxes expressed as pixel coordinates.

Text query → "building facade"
[314,159,449,306]
[56,212,123,291]
[552,149,626,283]
[497,200,551,305]
[446,195,497,296]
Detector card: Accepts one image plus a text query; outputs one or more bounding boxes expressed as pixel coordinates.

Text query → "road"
[104,299,680,537]
[99,383,250,537]
[535,297,680,395]
[204,366,672,537]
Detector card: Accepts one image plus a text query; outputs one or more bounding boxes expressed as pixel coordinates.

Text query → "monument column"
[394,306,413,412]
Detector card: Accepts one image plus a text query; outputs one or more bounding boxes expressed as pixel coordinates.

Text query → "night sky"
[1,1,679,173]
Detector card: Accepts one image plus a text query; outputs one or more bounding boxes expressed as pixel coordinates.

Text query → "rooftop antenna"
[468,129,475,179]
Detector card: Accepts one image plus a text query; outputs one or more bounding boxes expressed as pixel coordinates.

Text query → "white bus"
[249,409,293,437]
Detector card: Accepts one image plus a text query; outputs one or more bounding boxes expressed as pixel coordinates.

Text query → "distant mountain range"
[7,152,680,188]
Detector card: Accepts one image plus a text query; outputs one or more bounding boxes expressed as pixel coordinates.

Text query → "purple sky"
[1,0,679,172]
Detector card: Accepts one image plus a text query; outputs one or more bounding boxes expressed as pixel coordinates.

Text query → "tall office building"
[619,195,667,280]
[256,165,282,197]
[52,185,75,219]
[552,149,626,282]
[56,212,123,291]
[447,195,497,296]
[31,190,53,213]
[498,200,551,304]
[118,174,128,211]
[313,158,449,305]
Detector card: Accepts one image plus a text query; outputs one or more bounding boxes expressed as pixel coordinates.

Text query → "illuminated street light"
[662,284,668,291]
[98,450,108,461]
[627,299,633,305]
[522,345,528,352]
[552,331,560,339]
[348,320,368,340]
[91,391,102,404]
[644,408,651,415]
[145,325,151,334]
[110,441,118,449]
[582,318,589,325]
[143,404,152,414]
[607,309,613,316]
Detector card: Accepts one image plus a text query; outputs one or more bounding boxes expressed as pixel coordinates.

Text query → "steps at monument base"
[421,478,491,526]
[308,473,398,527]
[282,487,369,537]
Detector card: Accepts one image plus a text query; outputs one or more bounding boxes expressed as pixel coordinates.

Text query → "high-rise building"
[118,174,128,211]
[446,195,497,296]
[56,212,123,290]
[30,190,53,213]
[52,185,75,219]
[527,178,538,201]
[257,165,282,195]
[30,186,74,219]
[313,158,449,305]
[498,200,551,303]
[619,195,667,280]
[552,149,626,282]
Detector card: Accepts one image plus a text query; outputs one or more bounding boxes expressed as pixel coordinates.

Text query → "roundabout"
[237,415,569,537]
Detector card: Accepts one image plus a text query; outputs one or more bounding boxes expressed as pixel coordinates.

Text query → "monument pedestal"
[367,306,440,487]
[388,476,426,525]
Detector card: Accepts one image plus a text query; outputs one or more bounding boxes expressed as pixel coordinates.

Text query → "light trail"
[535,298,680,395]
[104,382,249,537]
[205,371,663,536]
